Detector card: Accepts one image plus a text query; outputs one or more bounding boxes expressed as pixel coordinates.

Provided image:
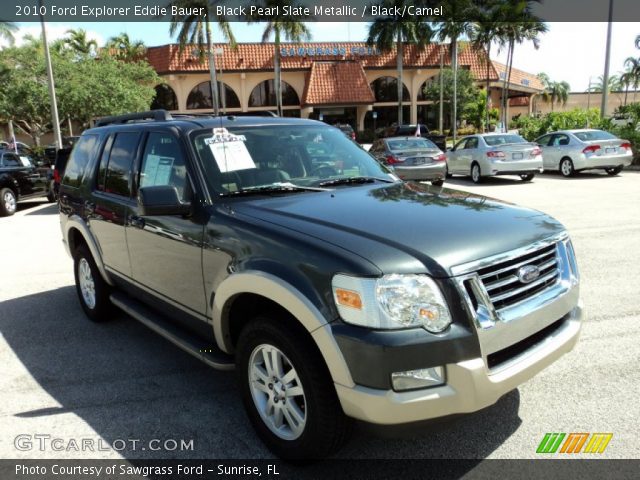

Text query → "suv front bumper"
[335,303,582,425]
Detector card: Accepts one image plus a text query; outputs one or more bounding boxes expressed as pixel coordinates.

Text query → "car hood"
[231,182,565,277]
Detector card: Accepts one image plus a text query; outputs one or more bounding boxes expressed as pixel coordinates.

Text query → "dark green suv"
[59,110,583,459]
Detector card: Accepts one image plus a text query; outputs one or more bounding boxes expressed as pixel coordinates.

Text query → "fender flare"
[212,271,355,388]
[64,215,115,286]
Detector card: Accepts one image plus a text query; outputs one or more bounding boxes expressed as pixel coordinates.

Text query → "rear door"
[89,131,141,278]
[547,133,571,168]
[535,134,553,169]
[448,138,467,173]
[126,130,207,316]
[463,136,479,170]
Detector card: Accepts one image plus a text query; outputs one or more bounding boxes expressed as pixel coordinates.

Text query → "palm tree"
[367,0,433,126]
[498,3,547,130]
[624,56,640,102]
[538,73,570,111]
[64,28,98,56]
[619,71,634,106]
[106,33,146,62]
[249,0,311,117]
[588,74,621,93]
[435,0,478,140]
[471,0,507,132]
[0,21,17,45]
[169,0,235,115]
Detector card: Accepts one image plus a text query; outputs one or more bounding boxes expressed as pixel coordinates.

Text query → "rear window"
[573,130,617,141]
[387,138,437,151]
[61,134,99,188]
[484,135,527,146]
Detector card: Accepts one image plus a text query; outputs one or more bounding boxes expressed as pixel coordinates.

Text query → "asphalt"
[0,170,638,461]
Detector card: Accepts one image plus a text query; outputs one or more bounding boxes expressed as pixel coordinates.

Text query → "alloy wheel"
[3,191,16,214]
[78,258,96,309]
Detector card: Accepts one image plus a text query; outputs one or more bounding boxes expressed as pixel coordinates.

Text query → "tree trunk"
[275,29,282,117]
[439,44,444,133]
[397,35,404,125]
[451,38,458,142]
[624,85,628,106]
[205,18,219,115]
[485,42,491,133]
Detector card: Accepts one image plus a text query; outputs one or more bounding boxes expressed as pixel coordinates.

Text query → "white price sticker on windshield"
[205,128,256,173]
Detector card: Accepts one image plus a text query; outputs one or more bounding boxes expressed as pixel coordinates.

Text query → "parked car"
[0,149,48,216]
[369,136,446,185]
[59,110,582,459]
[383,123,447,152]
[334,123,356,141]
[446,133,543,184]
[534,129,633,177]
[48,146,74,202]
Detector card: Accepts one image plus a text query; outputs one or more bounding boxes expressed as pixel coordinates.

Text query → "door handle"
[129,215,145,229]
[84,201,95,214]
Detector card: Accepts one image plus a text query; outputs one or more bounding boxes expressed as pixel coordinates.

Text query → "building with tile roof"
[143,41,544,131]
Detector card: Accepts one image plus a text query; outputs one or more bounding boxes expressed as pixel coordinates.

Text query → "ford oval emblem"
[517,265,540,284]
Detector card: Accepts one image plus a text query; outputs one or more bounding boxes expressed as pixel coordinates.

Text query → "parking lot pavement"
[1,171,639,461]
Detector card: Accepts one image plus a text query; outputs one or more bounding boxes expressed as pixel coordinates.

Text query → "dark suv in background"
[59,110,582,459]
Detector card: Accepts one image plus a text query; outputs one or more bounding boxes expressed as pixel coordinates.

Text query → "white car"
[534,129,633,177]
[446,133,543,183]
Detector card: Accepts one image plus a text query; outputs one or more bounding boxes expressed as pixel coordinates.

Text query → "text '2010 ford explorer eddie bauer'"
[59,111,582,459]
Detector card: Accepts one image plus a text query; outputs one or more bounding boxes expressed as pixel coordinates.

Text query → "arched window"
[150,84,178,111]
[370,76,410,102]
[249,80,300,107]
[417,76,439,101]
[186,81,240,110]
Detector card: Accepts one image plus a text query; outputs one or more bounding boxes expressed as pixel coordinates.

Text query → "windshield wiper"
[317,176,396,187]
[221,182,328,197]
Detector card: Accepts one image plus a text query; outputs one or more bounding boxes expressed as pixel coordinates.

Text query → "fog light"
[391,366,445,391]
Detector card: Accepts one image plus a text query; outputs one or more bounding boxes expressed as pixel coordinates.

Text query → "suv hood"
[232,182,565,277]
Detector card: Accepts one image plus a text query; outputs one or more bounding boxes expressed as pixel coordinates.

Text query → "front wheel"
[520,173,535,182]
[470,163,483,184]
[431,178,444,187]
[606,166,623,176]
[236,318,352,459]
[0,188,17,216]
[559,158,575,177]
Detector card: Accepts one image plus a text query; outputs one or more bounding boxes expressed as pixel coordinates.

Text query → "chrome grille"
[476,243,559,310]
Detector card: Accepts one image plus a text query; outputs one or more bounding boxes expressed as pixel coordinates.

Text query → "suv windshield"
[484,134,527,146]
[191,124,396,195]
[387,138,437,151]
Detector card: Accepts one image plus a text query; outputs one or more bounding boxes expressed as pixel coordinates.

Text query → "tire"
[559,158,575,177]
[46,180,57,203]
[0,188,17,216]
[431,178,444,187]
[606,166,623,176]
[73,244,113,322]
[445,165,452,179]
[519,173,535,182]
[470,163,483,184]
[236,318,353,460]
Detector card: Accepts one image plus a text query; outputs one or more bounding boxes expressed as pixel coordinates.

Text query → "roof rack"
[94,110,172,127]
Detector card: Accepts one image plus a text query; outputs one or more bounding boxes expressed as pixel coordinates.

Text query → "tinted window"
[535,135,552,146]
[62,135,99,188]
[484,135,526,146]
[101,133,139,197]
[2,153,21,167]
[551,134,570,146]
[387,138,437,151]
[466,137,479,149]
[139,132,189,201]
[453,139,467,150]
[573,130,617,141]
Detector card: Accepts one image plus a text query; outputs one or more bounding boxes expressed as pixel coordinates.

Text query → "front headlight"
[332,274,452,333]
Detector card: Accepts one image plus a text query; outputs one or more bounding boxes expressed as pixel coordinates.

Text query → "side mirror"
[138,185,191,216]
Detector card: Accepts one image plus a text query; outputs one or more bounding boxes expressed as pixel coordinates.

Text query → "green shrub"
[356,130,376,144]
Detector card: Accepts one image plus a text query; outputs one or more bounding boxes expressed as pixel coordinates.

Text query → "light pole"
[600,0,614,118]
[39,0,62,148]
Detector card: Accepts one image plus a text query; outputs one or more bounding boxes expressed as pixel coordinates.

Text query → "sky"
[6,21,640,92]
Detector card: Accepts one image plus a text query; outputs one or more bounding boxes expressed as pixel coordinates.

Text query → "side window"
[536,135,551,146]
[454,139,467,151]
[139,132,189,201]
[466,137,479,149]
[551,134,570,147]
[2,153,21,167]
[62,134,99,188]
[100,132,140,197]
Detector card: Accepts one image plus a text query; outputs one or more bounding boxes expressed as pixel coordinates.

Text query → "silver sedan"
[446,133,543,184]
[369,137,446,185]
[534,129,633,177]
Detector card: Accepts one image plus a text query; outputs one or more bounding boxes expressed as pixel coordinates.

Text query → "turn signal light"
[486,151,505,158]
[386,154,404,165]
[620,142,631,151]
[530,147,542,156]
[335,288,363,310]
[434,153,447,162]
[583,145,601,154]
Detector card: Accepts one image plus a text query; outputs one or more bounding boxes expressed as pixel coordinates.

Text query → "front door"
[126,131,207,316]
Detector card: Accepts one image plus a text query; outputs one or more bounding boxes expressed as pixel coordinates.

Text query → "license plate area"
[606,147,616,154]
[512,152,523,160]
[411,157,428,165]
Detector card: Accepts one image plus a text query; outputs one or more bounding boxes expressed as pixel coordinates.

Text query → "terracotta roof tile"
[302,61,375,106]
[145,42,500,81]
[491,61,545,91]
